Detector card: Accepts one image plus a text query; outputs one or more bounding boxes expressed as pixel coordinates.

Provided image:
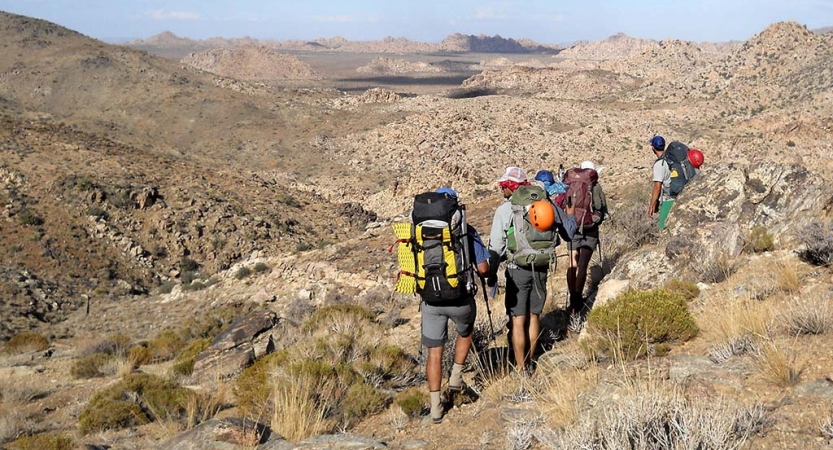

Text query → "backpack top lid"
[664,141,690,164]
[510,184,547,206]
[534,170,555,185]
[564,167,599,185]
[412,191,460,227]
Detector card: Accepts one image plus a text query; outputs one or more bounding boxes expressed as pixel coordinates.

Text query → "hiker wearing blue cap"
[417,187,491,424]
[648,135,673,229]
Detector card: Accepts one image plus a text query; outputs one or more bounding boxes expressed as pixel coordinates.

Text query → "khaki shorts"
[421,298,476,348]
[567,227,600,251]
[505,267,548,316]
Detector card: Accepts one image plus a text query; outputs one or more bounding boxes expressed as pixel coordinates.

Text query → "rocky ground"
[1,9,833,450]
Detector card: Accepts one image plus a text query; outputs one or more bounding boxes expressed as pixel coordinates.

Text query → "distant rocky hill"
[182,46,319,80]
[129,31,561,55]
[558,33,657,60]
[356,57,445,75]
[813,26,833,34]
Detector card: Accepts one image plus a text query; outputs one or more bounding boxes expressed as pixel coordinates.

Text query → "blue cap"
[650,135,666,151]
[534,170,555,185]
[436,187,458,198]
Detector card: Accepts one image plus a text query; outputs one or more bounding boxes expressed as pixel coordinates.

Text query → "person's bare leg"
[567,249,578,293]
[575,248,594,304]
[449,333,472,388]
[511,315,527,370]
[528,313,541,364]
[427,346,444,422]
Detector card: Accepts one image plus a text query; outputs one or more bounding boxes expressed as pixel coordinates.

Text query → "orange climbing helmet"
[528,200,555,232]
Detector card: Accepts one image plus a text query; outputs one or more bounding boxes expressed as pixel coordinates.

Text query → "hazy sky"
[2,0,832,44]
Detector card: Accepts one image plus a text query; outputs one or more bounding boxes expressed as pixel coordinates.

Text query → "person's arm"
[555,203,577,242]
[468,228,491,278]
[592,184,607,225]
[488,203,509,255]
[648,182,662,218]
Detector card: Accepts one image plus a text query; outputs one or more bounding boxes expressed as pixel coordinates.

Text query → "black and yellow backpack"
[392,192,474,305]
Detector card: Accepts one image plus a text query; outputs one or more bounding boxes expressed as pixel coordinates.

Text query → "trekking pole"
[596,236,605,273]
[479,276,497,345]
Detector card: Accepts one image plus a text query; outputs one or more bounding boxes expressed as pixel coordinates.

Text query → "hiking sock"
[430,390,443,423]
[449,363,465,389]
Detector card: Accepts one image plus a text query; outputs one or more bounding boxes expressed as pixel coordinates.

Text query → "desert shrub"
[253,262,270,273]
[341,381,389,423]
[235,266,252,280]
[181,271,198,284]
[821,416,833,440]
[4,332,49,354]
[82,334,132,357]
[70,353,114,379]
[86,206,108,220]
[799,221,833,266]
[534,387,768,450]
[7,434,73,450]
[782,295,832,336]
[600,184,657,269]
[690,247,738,283]
[394,388,427,418]
[180,257,199,272]
[17,209,43,226]
[78,373,192,435]
[746,226,774,253]
[295,242,314,252]
[663,279,700,301]
[584,289,699,361]
[787,140,796,147]
[170,338,211,377]
[151,245,167,258]
[156,281,175,295]
[235,351,291,417]
[271,374,328,442]
[303,304,375,331]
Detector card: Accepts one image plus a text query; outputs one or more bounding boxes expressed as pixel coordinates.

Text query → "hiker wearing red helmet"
[489,166,576,373]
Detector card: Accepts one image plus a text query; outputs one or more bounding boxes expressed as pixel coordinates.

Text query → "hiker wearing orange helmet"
[488,166,576,374]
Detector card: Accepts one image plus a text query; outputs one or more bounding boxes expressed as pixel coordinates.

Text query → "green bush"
[663,279,700,301]
[78,373,192,435]
[157,281,175,295]
[303,304,375,331]
[395,388,427,417]
[8,434,73,450]
[253,262,270,273]
[235,351,290,417]
[180,257,199,272]
[4,331,49,354]
[747,226,774,253]
[584,289,699,361]
[235,266,252,280]
[70,353,114,379]
[341,382,388,422]
[18,209,44,226]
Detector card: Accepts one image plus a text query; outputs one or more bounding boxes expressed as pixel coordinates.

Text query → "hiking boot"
[448,381,467,392]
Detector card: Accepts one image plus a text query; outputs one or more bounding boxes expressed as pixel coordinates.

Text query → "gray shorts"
[568,227,599,251]
[421,298,476,348]
[505,267,548,316]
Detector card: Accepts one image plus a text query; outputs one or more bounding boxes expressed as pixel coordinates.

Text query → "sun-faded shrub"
[799,221,833,266]
[341,381,389,422]
[253,262,270,273]
[82,334,132,357]
[395,388,427,418]
[7,433,73,450]
[746,226,774,253]
[17,209,43,226]
[584,289,699,361]
[235,351,291,417]
[70,353,114,379]
[663,279,700,301]
[601,184,658,268]
[234,266,252,280]
[303,304,375,332]
[4,332,49,354]
[78,373,192,435]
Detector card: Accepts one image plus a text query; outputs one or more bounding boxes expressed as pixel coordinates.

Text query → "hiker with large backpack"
[555,161,608,323]
[648,135,697,230]
[392,187,490,424]
[488,167,576,374]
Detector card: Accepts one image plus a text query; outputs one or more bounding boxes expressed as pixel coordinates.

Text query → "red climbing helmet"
[528,200,555,232]
[688,148,704,169]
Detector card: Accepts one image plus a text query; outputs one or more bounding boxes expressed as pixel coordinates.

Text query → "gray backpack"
[506,185,559,269]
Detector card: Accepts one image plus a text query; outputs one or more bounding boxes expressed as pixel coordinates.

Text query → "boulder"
[290,434,387,449]
[159,418,289,450]
[192,309,278,383]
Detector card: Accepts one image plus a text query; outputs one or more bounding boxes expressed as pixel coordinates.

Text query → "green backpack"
[506,185,559,269]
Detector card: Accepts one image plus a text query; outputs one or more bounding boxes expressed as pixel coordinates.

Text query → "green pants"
[658,199,675,230]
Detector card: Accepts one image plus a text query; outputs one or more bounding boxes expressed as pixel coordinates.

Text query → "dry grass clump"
[705,298,773,363]
[781,294,832,336]
[530,357,599,429]
[534,383,768,450]
[691,248,738,283]
[820,415,833,440]
[583,289,699,362]
[664,279,700,301]
[745,226,774,253]
[80,334,132,357]
[77,373,193,435]
[6,433,73,450]
[393,388,427,418]
[270,373,328,442]
[3,332,49,354]
[234,304,415,439]
[775,260,803,295]
[170,338,212,377]
[754,341,806,388]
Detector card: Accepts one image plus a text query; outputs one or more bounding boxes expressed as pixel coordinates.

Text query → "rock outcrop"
[182,46,319,81]
[192,309,278,383]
